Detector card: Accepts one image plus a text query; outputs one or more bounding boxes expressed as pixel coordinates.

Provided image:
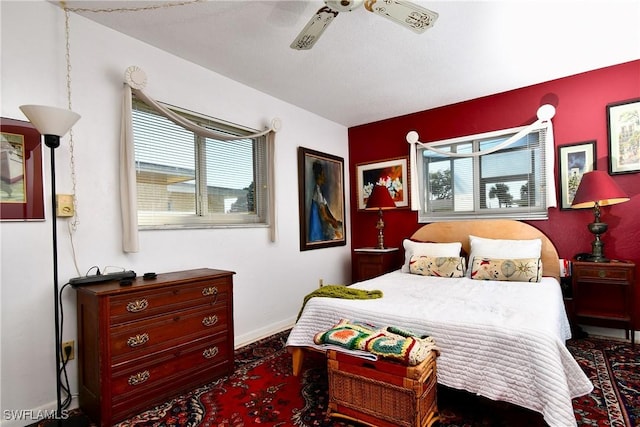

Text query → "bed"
[286,220,593,427]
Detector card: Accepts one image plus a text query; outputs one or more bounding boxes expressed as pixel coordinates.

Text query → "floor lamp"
[19,105,80,425]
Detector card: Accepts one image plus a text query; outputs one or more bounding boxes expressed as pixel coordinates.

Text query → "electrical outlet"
[62,340,74,362]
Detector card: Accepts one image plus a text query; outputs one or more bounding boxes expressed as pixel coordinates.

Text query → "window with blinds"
[416,126,549,221]
[132,99,269,229]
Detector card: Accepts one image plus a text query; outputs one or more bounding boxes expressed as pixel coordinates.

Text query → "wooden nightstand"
[572,260,636,344]
[353,247,400,283]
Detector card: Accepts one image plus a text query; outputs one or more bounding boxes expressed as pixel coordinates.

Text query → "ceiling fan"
[290,0,438,50]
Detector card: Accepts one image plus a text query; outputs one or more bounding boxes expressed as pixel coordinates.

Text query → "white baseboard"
[234,317,296,349]
[580,325,638,342]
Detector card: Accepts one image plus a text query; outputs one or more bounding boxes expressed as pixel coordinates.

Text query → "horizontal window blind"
[418,127,548,222]
[131,99,268,228]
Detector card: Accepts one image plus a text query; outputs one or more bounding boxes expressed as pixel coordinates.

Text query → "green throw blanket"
[296,285,383,321]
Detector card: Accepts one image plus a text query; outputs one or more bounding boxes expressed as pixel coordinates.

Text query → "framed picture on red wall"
[356,156,409,211]
[557,141,596,210]
[607,98,640,175]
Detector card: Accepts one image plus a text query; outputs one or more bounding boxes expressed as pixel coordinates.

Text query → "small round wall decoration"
[124,66,147,89]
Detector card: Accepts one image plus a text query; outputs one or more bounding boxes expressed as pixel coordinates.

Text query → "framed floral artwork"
[557,141,596,210]
[356,156,408,210]
[297,147,346,251]
[1,117,45,221]
[607,98,640,174]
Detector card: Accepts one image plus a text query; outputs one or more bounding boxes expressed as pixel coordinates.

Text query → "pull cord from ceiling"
[58,0,205,273]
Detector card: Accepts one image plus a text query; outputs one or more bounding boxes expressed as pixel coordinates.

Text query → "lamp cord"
[58,283,73,411]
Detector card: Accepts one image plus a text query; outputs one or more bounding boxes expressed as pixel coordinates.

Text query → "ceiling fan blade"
[290,6,339,50]
[364,0,438,34]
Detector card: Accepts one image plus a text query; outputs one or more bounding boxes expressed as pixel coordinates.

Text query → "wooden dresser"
[76,268,235,426]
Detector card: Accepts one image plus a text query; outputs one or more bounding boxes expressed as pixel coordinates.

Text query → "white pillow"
[467,235,542,277]
[401,239,462,273]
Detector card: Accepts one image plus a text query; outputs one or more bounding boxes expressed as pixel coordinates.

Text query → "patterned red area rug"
[32,331,638,426]
[568,337,639,427]
[108,331,637,427]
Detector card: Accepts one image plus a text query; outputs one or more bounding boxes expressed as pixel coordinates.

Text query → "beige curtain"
[120,83,279,253]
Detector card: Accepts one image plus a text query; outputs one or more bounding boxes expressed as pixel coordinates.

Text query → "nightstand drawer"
[574,266,632,282]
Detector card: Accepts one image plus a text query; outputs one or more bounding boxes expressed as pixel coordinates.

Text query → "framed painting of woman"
[297,147,346,251]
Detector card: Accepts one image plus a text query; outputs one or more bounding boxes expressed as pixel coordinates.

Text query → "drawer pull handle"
[202,315,218,327]
[126,299,149,313]
[202,286,218,296]
[128,370,150,386]
[598,270,606,278]
[127,333,149,348]
[203,346,219,359]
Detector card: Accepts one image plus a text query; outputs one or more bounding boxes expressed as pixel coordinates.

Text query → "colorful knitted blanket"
[313,319,440,366]
[296,285,383,321]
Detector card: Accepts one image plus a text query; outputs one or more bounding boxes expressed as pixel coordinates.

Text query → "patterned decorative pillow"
[470,257,542,282]
[401,239,463,273]
[409,255,466,278]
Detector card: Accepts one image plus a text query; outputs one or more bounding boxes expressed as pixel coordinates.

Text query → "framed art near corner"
[356,156,408,210]
[607,98,640,174]
[1,117,45,221]
[557,141,596,210]
[297,147,346,251]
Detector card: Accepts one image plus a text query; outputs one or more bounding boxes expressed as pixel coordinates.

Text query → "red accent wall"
[348,60,640,278]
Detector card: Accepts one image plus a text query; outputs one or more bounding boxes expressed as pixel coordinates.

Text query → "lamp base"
[375,210,385,249]
[586,221,609,263]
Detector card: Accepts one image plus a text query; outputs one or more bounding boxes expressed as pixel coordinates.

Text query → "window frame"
[416,123,549,223]
[132,98,271,230]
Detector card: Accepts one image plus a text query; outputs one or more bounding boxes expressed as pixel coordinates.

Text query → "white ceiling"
[65,0,640,127]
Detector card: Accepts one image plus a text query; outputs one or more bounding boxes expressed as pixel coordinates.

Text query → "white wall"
[0,1,351,423]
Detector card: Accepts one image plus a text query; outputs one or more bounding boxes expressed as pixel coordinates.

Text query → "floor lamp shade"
[365,185,396,249]
[19,105,80,141]
[571,171,629,262]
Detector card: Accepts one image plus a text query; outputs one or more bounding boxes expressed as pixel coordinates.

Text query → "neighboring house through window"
[131,98,269,229]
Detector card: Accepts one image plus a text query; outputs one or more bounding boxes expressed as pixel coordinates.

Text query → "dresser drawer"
[111,333,229,398]
[110,303,229,362]
[109,278,231,324]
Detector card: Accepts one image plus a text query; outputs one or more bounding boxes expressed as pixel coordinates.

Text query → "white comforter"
[286,271,593,427]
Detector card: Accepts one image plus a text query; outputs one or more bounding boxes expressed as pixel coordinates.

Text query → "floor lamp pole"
[44,137,63,424]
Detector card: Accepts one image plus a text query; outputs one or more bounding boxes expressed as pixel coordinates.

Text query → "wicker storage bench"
[327,349,439,427]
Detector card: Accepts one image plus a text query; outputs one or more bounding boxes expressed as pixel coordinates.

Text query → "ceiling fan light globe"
[325,0,364,13]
